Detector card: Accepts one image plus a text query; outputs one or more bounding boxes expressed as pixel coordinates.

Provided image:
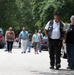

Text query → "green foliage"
[0,0,74,35]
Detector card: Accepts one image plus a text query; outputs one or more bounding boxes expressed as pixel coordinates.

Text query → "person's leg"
[9,42,11,52]
[36,42,39,54]
[66,44,71,68]
[21,39,25,53]
[18,42,21,48]
[49,40,55,68]
[55,40,61,69]
[7,41,10,52]
[28,41,31,52]
[4,42,8,51]
[33,42,37,54]
[39,44,42,52]
[26,41,28,50]
[24,39,28,53]
[70,44,74,69]
[9,42,13,52]
[38,42,41,52]
[39,42,42,52]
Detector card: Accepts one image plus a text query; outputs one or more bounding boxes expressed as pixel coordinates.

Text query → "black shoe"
[70,67,74,70]
[39,51,42,53]
[56,64,61,70]
[21,52,24,54]
[67,66,70,69]
[24,51,26,53]
[50,66,54,69]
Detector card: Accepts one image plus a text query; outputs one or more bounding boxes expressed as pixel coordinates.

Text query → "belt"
[21,39,27,40]
[49,38,60,41]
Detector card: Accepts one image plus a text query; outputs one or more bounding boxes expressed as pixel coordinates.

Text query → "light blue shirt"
[19,31,28,40]
[33,34,39,42]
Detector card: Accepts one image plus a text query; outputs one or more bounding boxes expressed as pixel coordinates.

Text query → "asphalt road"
[0,42,74,75]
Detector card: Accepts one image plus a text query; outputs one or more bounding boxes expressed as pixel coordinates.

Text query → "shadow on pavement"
[31,69,74,75]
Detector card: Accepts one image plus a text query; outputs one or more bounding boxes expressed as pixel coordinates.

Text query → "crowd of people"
[1,11,74,70]
[4,27,44,54]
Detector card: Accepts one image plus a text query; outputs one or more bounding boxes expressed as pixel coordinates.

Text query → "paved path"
[0,43,74,75]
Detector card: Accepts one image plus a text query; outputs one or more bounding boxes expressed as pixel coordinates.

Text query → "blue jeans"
[38,42,42,52]
[66,44,74,68]
[5,42,8,50]
[27,41,32,52]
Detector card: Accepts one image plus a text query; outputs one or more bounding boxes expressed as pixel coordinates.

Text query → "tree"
[0,0,74,34]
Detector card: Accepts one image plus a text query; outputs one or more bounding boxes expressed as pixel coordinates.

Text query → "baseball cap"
[54,12,61,16]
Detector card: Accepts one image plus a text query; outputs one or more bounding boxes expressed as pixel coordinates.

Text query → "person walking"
[38,30,43,52]
[5,27,15,53]
[4,29,8,51]
[32,30,40,54]
[45,12,65,70]
[27,33,32,53]
[19,27,28,54]
[65,15,74,70]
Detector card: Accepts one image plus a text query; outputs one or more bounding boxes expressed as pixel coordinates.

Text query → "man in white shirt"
[45,12,65,70]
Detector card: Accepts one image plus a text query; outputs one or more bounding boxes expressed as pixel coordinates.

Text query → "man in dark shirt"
[65,15,74,70]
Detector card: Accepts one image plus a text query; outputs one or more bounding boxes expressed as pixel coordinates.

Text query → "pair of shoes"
[50,66,54,69]
[8,51,12,53]
[35,52,39,54]
[21,51,26,54]
[10,51,12,53]
[37,52,39,54]
[56,64,61,70]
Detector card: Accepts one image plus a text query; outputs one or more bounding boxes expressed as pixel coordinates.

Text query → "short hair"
[22,27,26,30]
[70,15,74,21]
[9,27,12,30]
[35,30,38,32]
[38,30,41,32]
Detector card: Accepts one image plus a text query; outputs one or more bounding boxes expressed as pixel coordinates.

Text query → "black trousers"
[7,41,13,52]
[48,38,61,67]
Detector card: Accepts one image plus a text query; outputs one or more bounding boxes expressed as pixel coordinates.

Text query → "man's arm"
[32,35,34,43]
[44,21,50,38]
[45,29,48,37]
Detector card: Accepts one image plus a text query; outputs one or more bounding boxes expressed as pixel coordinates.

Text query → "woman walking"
[32,30,40,54]
[5,27,15,53]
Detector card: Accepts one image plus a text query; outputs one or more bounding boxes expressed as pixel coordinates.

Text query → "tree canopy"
[0,0,74,35]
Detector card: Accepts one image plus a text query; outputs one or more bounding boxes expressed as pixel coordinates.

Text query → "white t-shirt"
[45,20,65,39]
